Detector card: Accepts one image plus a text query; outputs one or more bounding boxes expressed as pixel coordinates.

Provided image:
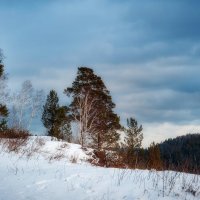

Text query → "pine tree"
[0,51,8,131]
[103,129,120,149]
[42,90,59,137]
[125,118,143,149]
[42,90,71,140]
[124,117,143,167]
[64,67,120,149]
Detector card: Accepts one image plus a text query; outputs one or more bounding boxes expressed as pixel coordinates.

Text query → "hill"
[159,134,200,173]
[0,136,199,200]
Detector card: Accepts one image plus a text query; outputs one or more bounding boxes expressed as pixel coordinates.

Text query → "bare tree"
[28,89,45,130]
[71,89,99,147]
[70,89,120,149]
[8,80,45,130]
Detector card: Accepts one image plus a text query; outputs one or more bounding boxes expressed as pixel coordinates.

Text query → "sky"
[1,0,200,147]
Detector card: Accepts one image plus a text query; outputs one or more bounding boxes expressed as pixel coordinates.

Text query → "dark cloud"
[0,0,200,136]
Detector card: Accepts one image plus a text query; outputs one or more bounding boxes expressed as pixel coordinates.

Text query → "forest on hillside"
[159,134,200,173]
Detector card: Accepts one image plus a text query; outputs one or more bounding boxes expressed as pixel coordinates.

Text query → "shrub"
[0,128,30,152]
[0,128,30,139]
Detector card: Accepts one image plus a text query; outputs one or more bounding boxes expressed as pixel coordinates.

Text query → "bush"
[0,128,30,152]
[90,149,125,168]
[0,128,30,139]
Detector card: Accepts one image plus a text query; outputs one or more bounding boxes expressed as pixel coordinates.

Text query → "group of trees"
[0,50,46,134]
[159,134,200,173]
[0,49,170,172]
[65,67,121,149]
[1,49,199,173]
[8,80,45,130]
[0,49,165,171]
[0,51,143,151]
[42,90,71,141]
[40,67,147,169]
[0,49,151,169]
[41,67,144,153]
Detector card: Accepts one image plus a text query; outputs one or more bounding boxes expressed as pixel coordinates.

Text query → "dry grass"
[0,128,30,152]
[70,155,78,163]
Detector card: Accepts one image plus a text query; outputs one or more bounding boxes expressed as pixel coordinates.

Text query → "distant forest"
[159,134,200,174]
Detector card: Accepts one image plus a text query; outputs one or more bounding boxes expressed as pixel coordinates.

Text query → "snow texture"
[0,136,199,200]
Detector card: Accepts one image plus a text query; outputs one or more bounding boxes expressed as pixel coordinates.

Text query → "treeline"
[123,134,200,174]
[159,134,200,174]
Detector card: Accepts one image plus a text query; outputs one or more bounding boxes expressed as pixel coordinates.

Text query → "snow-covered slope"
[0,136,199,200]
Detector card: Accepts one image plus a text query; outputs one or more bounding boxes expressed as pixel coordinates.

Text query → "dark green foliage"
[60,119,72,142]
[42,90,71,140]
[42,90,59,137]
[0,118,8,131]
[0,51,8,131]
[120,133,200,172]
[64,67,120,149]
[159,134,200,173]
[103,129,120,149]
[0,104,8,119]
[125,118,143,149]
[57,106,72,141]
[123,118,143,167]
[0,65,3,76]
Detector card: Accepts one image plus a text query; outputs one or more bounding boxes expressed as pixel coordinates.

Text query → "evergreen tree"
[124,117,143,167]
[42,90,59,137]
[0,51,8,131]
[42,90,71,140]
[60,119,72,142]
[0,108,8,131]
[64,67,120,149]
[103,129,120,149]
[57,106,72,141]
[125,118,143,149]
[148,142,162,170]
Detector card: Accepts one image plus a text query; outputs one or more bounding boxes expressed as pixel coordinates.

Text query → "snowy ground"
[0,136,199,200]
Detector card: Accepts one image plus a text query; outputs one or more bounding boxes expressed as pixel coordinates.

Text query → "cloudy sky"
[1,0,200,146]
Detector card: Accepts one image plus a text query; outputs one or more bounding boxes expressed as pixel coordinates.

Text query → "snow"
[0,136,199,200]
[117,130,127,147]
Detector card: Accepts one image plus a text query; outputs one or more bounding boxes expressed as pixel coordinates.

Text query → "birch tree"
[70,89,100,146]
[9,80,45,130]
